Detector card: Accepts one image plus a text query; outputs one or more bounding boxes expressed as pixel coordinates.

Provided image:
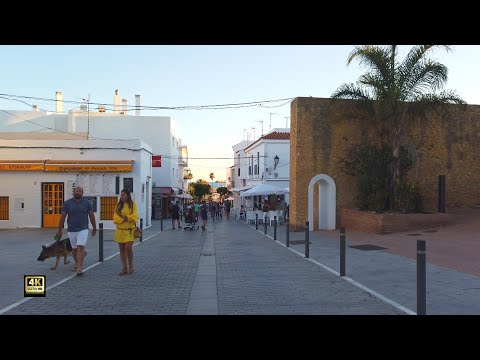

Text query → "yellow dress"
[113,202,139,243]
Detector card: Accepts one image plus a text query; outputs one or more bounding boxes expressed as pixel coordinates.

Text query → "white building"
[0,90,186,193]
[230,140,253,208]
[0,90,188,227]
[0,139,152,229]
[231,128,290,209]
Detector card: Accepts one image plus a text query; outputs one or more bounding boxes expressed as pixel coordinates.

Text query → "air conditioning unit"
[274,172,278,178]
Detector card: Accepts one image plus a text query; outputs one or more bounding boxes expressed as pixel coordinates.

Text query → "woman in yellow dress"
[113,189,139,275]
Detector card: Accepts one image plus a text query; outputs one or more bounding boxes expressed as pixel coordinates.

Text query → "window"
[0,196,9,220]
[100,196,118,220]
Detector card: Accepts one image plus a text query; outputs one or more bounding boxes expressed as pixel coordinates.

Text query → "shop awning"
[231,185,254,193]
[0,160,134,172]
[0,160,45,171]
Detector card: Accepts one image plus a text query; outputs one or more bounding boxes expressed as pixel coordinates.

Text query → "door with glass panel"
[42,183,64,228]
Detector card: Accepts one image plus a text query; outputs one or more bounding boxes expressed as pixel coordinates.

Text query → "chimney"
[32,105,38,111]
[114,89,121,114]
[55,91,63,113]
[122,98,128,115]
[135,94,140,116]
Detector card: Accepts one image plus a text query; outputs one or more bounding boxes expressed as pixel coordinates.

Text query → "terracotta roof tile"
[261,132,290,140]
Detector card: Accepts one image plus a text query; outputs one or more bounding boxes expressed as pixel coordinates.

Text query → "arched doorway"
[308,174,336,231]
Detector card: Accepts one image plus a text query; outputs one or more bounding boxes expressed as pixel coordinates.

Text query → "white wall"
[75,112,178,189]
[243,136,290,205]
[0,111,54,132]
[0,139,151,229]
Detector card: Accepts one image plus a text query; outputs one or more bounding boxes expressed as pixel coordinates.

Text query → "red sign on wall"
[152,155,162,167]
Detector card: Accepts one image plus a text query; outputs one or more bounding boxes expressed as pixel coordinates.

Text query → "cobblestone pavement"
[1,219,404,315]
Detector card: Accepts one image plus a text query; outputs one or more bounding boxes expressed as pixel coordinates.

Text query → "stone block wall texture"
[340,208,453,234]
[290,97,480,231]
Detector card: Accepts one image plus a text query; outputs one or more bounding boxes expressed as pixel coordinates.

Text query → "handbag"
[133,227,142,239]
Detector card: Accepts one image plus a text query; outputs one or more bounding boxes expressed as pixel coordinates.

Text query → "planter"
[340,208,453,234]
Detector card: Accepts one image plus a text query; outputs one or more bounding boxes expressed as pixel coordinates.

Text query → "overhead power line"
[0,92,294,111]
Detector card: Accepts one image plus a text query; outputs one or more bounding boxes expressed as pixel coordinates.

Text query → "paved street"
[1,213,479,315]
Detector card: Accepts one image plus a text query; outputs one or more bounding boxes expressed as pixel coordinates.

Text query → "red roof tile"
[261,132,290,140]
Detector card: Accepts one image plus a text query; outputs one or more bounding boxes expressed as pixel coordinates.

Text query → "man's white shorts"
[68,229,89,248]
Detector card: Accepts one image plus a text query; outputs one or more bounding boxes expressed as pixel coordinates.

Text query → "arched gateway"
[308,174,336,231]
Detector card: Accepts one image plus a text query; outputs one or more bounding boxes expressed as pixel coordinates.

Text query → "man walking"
[56,186,96,276]
[199,200,209,231]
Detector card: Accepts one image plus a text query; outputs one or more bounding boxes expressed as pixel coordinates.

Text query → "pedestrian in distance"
[113,189,139,275]
[172,200,181,229]
[200,200,209,231]
[56,186,96,277]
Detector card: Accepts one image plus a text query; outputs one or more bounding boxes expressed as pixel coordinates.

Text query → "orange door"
[42,183,64,228]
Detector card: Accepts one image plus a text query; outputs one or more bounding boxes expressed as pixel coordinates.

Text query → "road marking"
[0,231,162,315]
[243,221,416,315]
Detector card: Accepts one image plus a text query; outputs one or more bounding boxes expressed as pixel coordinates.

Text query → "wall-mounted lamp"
[274,155,279,170]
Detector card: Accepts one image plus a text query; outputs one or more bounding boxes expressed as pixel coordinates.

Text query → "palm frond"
[331,83,373,101]
[398,46,451,92]
[347,46,392,85]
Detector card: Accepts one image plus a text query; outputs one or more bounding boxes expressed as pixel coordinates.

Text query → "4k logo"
[24,275,46,297]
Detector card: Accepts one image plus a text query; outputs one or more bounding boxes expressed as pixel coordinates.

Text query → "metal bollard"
[305,221,309,258]
[264,217,267,235]
[273,216,277,240]
[286,218,290,247]
[340,227,346,276]
[255,213,258,230]
[99,223,104,262]
[417,240,427,315]
[160,214,163,231]
[140,218,143,242]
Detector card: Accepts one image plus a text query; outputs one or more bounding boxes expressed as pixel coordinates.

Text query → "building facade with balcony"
[231,128,290,209]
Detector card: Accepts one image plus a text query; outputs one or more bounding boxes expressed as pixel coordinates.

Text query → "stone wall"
[290,97,480,231]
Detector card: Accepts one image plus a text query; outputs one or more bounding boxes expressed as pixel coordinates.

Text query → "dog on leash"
[37,238,74,270]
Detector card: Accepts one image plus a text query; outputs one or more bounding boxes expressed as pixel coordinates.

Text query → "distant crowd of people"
[169,200,232,231]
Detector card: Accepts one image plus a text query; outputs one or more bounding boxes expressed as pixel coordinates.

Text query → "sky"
[0,45,479,182]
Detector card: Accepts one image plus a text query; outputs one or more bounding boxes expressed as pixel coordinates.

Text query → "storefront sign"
[152,155,162,167]
[0,163,44,171]
[45,165,132,172]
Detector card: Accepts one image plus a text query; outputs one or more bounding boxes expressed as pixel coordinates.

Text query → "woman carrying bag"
[113,189,139,275]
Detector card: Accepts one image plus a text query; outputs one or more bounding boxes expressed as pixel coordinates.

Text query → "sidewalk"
[251,210,480,315]
[1,219,403,315]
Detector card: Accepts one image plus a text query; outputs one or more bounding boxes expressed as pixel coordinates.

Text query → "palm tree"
[209,173,215,192]
[332,45,465,208]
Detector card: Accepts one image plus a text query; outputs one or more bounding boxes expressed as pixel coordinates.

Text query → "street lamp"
[274,155,279,170]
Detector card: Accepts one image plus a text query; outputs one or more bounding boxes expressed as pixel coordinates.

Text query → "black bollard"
[438,175,446,213]
[417,240,427,315]
[273,216,277,240]
[305,221,309,258]
[99,223,104,262]
[264,217,267,235]
[286,218,290,247]
[340,227,346,276]
[255,213,258,230]
[140,218,143,242]
[160,214,163,231]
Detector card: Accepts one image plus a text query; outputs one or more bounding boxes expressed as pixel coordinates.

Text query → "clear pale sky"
[0,45,478,182]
